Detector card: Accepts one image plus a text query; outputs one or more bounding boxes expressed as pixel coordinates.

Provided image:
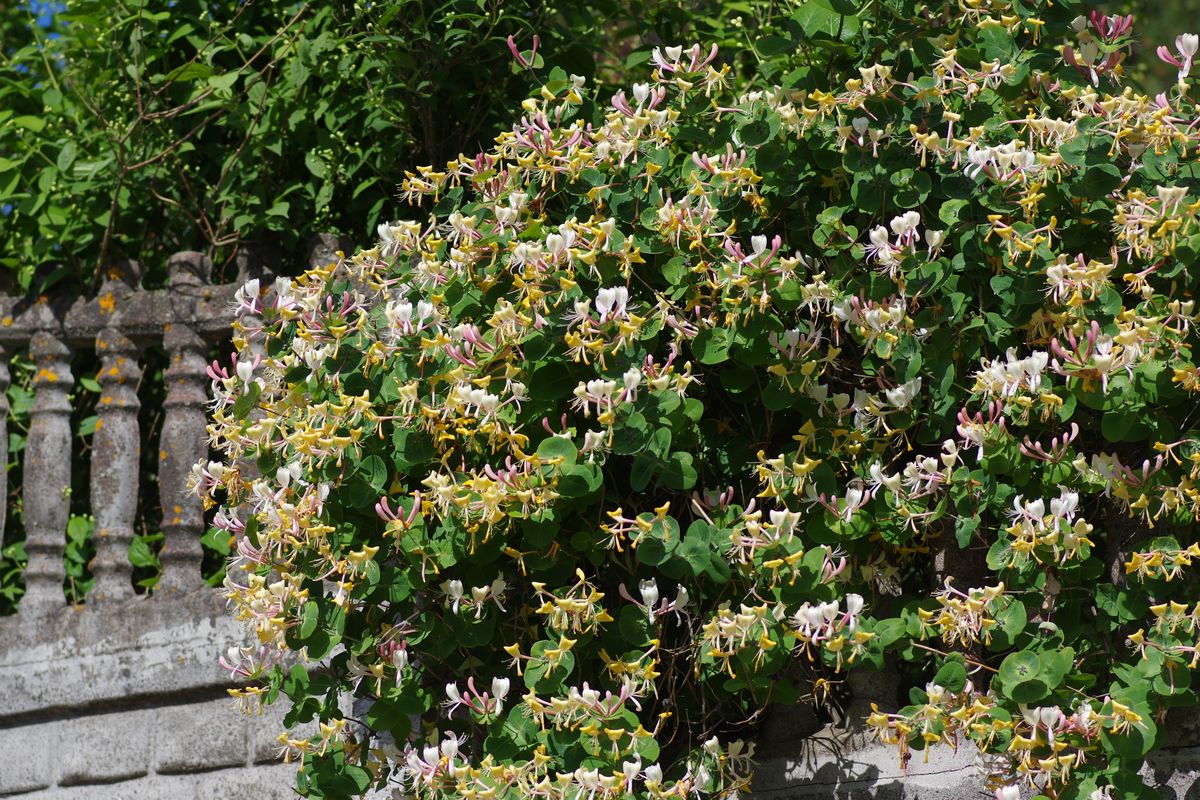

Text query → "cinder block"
[752,726,979,798]
[58,709,153,785]
[0,720,54,794]
[11,763,300,800]
[154,698,247,774]
[250,698,317,764]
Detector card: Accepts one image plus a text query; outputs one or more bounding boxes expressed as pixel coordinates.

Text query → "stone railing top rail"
[0,590,245,725]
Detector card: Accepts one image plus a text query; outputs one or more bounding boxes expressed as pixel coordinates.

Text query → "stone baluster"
[90,328,142,602]
[0,346,9,551]
[157,252,213,592]
[22,331,73,609]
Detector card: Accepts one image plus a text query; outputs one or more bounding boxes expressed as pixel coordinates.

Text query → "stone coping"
[0,589,250,723]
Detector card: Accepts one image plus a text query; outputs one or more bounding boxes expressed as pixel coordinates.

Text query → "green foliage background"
[0,0,803,292]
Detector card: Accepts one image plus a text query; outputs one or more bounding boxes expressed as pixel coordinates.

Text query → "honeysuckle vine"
[202,2,1200,798]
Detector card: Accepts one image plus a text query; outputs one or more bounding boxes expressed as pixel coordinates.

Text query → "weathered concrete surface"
[5,764,298,800]
[0,591,243,720]
[753,727,985,800]
[0,590,299,798]
[752,705,1200,799]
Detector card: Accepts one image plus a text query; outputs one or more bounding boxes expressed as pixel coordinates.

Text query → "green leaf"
[999,650,1042,684]
[207,72,239,97]
[793,0,859,41]
[932,654,967,692]
[230,382,262,420]
[305,151,329,179]
[1072,164,1122,199]
[875,618,907,648]
[660,451,697,490]
[56,141,76,172]
[693,328,733,364]
[12,115,46,132]
[299,600,319,638]
[536,436,578,469]
[165,62,214,82]
[357,454,388,492]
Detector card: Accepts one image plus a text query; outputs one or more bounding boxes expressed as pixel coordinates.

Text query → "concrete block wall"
[5,586,1200,799]
[0,590,299,799]
[749,672,1200,800]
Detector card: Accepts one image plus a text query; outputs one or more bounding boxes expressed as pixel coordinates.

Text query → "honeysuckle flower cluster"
[201,2,1200,797]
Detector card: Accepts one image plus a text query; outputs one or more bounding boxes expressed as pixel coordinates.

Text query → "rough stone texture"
[153,699,249,775]
[156,255,213,595]
[8,764,298,800]
[21,330,73,610]
[58,708,155,785]
[0,591,299,797]
[0,592,247,719]
[753,730,983,799]
[89,327,142,603]
[0,721,55,795]
[0,244,341,799]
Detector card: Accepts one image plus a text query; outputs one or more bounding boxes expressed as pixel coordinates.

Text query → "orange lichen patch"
[174,505,183,514]
[98,292,116,313]
[100,396,113,405]
[107,266,124,281]
[2,316,12,327]
[160,449,168,461]
[95,419,103,429]
[35,369,58,383]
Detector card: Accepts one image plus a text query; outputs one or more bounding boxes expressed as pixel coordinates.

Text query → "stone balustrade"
[0,240,347,798]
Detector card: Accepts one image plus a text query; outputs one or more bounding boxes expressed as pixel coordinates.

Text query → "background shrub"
[205,2,1200,799]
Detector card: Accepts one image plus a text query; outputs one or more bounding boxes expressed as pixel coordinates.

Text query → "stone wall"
[749,666,1200,799]
[0,591,298,798]
[0,243,344,798]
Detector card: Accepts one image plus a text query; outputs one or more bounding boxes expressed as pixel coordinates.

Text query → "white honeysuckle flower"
[1180,33,1199,59]
[639,579,660,613]
[443,579,464,613]
[235,359,255,383]
[885,377,922,409]
[889,210,921,240]
[845,593,865,615]
[440,736,459,759]
[595,286,629,321]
